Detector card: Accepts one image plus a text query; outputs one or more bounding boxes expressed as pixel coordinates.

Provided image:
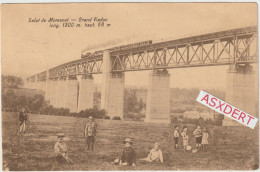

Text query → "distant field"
[2,112,259,171]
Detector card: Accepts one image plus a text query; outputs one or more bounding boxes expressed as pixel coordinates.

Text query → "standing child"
[181,127,189,151]
[173,126,179,149]
[193,125,202,150]
[201,128,209,149]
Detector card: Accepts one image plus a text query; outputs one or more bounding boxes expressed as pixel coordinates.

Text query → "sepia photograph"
[1,2,259,171]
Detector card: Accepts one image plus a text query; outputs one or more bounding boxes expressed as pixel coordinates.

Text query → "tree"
[138,98,144,111]
[2,75,24,88]
[124,90,139,116]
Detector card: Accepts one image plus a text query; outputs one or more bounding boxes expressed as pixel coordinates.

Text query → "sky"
[1,3,258,89]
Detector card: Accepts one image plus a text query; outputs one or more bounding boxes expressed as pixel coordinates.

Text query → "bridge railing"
[28,25,258,80]
[111,26,258,72]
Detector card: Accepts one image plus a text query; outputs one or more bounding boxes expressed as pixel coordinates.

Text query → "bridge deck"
[28,25,258,81]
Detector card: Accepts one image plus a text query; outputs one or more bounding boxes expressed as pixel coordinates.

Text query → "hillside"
[126,87,225,113]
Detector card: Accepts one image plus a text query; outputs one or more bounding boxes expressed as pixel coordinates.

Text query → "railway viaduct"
[24,26,258,125]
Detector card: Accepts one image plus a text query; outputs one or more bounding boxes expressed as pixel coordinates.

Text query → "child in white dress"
[140,142,163,163]
[181,127,189,151]
[201,128,209,149]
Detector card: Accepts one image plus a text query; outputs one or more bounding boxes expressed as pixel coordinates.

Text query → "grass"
[2,112,259,171]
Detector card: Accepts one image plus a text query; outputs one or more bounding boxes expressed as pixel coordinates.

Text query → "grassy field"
[2,112,259,171]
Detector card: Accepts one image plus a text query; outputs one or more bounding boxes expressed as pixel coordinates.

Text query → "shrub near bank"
[170,115,223,126]
[73,108,106,119]
[112,116,121,120]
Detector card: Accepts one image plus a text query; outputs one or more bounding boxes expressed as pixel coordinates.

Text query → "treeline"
[2,90,45,113]
[2,89,106,119]
[40,107,106,119]
[2,75,23,88]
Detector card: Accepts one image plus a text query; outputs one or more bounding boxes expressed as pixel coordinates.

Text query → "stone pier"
[56,78,66,108]
[31,81,36,89]
[50,79,59,107]
[77,75,94,112]
[101,50,125,119]
[38,81,45,91]
[223,64,258,126]
[25,80,31,89]
[44,79,52,101]
[145,69,171,123]
[35,81,41,90]
[64,76,78,113]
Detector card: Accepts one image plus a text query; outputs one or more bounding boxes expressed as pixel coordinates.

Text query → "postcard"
[1,3,259,171]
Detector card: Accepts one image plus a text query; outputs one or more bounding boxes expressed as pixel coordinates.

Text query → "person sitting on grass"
[112,138,136,166]
[54,133,73,165]
[201,128,209,150]
[181,127,189,151]
[140,142,163,163]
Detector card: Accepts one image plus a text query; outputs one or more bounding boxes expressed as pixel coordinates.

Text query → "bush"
[182,118,200,125]
[205,118,214,125]
[213,114,224,126]
[104,116,111,120]
[171,116,178,123]
[70,112,77,116]
[124,112,144,121]
[76,108,106,119]
[112,116,121,120]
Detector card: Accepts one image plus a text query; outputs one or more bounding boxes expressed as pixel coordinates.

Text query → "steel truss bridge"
[28,25,258,82]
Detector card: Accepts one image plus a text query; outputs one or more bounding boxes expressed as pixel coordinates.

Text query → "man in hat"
[118,138,136,166]
[19,108,28,133]
[54,133,73,165]
[84,116,97,151]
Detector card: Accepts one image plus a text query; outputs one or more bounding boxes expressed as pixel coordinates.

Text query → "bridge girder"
[28,25,258,80]
[49,57,103,79]
[111,32,258,72]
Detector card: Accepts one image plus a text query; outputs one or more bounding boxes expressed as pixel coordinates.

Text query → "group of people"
[54,116,164,166]
[112,139,164,166]
[16,108,209,167]
[54,116,97,165]
[54,121,209,167]
[173,125,209,151]
[17,109,98,165]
